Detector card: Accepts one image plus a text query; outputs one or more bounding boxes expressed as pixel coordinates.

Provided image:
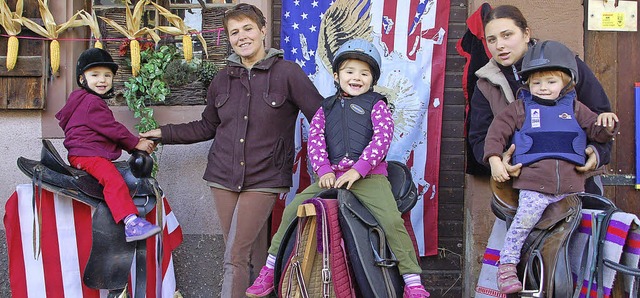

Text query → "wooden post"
[297,203,317,288]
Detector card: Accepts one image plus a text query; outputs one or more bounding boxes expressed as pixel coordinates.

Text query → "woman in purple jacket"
[140,4,323,297]
[56,48,159,242]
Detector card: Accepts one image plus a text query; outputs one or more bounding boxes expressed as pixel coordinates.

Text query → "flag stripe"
[18,185,47,297]
[41,190,65,297]
[5,191,28,298]
[71,200,99,298]
[54,195,83,298]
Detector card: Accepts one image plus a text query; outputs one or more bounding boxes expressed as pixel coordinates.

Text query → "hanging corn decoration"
[20,0,83,74]
[6,35,19,70]
[79,9,103,49]
[1,0,24,71]
[100,0,159,76]
[129,39,141,76]
[182,34,193,62]
[49,39,60,73]
[150,2,208,62]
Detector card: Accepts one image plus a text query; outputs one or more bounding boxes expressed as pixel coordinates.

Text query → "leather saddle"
[490,180,625,297]
[16,139,160,295]
[274,160,418,297]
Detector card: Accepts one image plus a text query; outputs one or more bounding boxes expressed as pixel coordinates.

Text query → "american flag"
[4,184,183,298]
[278,0,449,256]
[281,0,332,75]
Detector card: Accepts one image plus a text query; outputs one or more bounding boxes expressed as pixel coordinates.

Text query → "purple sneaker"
[246,266,274,297]
[125,217,161,242]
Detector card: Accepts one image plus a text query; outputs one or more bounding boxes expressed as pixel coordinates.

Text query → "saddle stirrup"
[520,250,544,298]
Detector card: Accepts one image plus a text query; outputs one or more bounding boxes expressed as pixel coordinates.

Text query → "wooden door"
[584,1,640,213]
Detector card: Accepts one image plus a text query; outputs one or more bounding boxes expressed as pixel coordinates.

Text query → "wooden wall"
[585,0,640,213]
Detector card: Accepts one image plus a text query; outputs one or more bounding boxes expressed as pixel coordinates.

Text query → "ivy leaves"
[123,44,179,133]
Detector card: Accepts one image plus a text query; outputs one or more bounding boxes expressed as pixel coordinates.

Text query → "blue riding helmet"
[332,39,382,85]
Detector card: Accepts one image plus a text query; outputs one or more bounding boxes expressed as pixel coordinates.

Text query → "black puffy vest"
[323,92,387,164]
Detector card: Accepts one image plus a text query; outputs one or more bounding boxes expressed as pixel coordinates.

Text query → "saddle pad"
[277,198,354,298]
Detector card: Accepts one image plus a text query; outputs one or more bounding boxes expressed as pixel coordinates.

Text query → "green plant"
[163,59,198,86]
[199,60,219,88]
[123,44,179,133]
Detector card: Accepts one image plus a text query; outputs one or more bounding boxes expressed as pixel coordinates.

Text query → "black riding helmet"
[76,48,119,87]
[518,40,579,84]
[332,39,382,86]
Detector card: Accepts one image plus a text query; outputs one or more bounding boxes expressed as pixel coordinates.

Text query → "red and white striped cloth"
[4,184,183,298]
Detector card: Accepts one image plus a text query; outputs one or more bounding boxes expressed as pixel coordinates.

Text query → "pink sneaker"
[246,266,274,297]
[497,263,523,294]
[404,284,430,298]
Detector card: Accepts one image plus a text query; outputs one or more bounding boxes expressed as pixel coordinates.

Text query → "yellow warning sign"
[588,0,637,32]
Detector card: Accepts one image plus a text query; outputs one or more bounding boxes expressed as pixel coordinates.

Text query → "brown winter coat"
[160,49,323,191]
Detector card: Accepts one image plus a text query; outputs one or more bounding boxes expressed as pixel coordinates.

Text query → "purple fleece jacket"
[55,89,139,160]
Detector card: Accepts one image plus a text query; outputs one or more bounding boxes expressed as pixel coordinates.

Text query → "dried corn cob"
[130,39,140,76]
[49,39,60,73]
[20,1,83,74]
[182,34,193,62]
[100,0,159,76]
[6,35,19,70]
[151,2,208,61]
[1,0,23,71]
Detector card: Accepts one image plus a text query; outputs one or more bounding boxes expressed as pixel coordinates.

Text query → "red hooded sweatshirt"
[56,89,139,160]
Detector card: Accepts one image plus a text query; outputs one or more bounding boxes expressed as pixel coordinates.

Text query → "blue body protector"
[513,90,586,166]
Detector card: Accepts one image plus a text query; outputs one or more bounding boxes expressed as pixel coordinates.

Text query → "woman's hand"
[318,173,336,189]
[501,144,522,177]
[489,156,510,182]
[140,129,162,139]
[596,112,619,133]
[576,146,598,173]
[335,169,361,190]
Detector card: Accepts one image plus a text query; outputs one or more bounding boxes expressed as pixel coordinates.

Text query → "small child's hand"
[335,169,361,190]
[318,172,336,189]
[489,156,510,182]
[135,138,155,154]
[596,112,619,133]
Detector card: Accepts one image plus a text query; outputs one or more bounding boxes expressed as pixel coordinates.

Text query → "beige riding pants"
[210,187,277,298]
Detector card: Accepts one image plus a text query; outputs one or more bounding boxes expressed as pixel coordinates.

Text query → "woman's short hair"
[222,3,267,34]
[483,5,528,33]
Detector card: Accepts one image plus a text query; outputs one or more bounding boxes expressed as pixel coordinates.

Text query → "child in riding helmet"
[246,39,430,298]
[483,40,619,294]
[55,48,160,242]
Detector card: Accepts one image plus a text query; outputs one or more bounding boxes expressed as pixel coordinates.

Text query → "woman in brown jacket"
[141,4,323,297]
